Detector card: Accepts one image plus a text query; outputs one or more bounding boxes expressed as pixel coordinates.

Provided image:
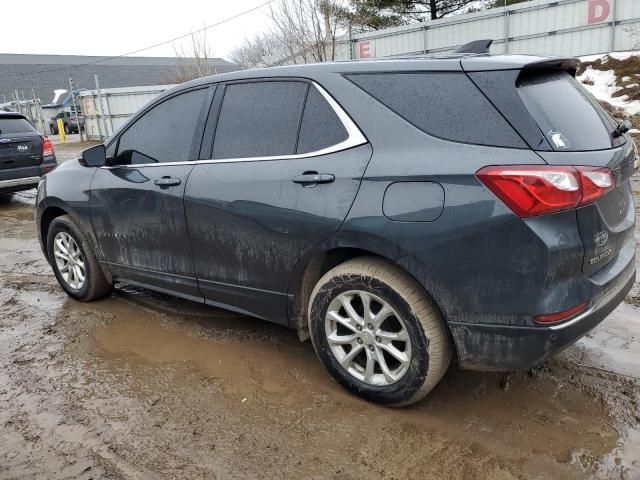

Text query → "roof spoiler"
[454,39,493,54]
[521,58,580,77]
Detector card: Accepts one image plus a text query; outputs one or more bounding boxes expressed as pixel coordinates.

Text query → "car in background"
[1,112,56,198]
[49,111,84,135]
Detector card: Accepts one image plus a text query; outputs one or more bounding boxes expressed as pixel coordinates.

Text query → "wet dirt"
[0,147,639,479]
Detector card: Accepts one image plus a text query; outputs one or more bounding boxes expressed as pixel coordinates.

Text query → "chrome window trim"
[102,81,367,170]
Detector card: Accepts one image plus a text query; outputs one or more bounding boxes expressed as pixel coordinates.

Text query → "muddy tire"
[47,215,112,301]
[308,257,452,406]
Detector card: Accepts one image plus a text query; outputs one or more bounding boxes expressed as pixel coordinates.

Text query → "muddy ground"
[0,142,639,479]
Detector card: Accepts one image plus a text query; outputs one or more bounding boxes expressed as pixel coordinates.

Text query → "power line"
[0,0,274,79]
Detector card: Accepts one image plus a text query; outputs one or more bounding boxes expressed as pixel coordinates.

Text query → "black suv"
[35,50,637,405]
[0,112,56,198]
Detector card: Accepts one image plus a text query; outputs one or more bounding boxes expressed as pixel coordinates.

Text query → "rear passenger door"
[184,79,371,324]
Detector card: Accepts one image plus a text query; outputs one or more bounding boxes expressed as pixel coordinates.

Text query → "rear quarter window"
[0,117,37,134]
[346,72,526,148]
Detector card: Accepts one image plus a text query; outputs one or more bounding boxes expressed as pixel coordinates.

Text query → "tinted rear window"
[297,87,348,154]
[517,71,619,151]
[0,117,36,134]
[346,72,526,148]
[213,81,308,159]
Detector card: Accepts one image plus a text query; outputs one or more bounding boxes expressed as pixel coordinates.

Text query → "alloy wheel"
[324,290,412,386]
[53,231,86,290]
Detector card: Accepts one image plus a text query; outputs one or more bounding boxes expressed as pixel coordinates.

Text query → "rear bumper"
[0,175,41,193]
[0,158,57,193]
[449,260,635,371]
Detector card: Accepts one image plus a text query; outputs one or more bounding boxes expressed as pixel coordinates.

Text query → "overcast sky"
[1,0,272,60]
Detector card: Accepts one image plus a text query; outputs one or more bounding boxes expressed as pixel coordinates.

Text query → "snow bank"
[580,51,640,63]
[578,53,640,117]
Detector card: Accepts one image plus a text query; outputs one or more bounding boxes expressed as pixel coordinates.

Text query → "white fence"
[271,0,640,65]
[79,84,174,140]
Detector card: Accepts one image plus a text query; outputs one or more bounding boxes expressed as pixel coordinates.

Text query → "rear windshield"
[517,71,620,152]
[0,117,37,134]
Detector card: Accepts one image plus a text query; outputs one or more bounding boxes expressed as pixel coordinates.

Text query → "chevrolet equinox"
[36,46,637,406]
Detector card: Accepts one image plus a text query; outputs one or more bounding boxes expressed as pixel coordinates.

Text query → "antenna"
[454,39,494,54]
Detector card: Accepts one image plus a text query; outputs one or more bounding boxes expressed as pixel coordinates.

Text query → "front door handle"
[292,172,335,186]
[154,176,181,188]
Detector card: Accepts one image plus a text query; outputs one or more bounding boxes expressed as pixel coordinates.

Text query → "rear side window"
[517,71,619,151]
[116,88,207,164]
[297,87,348,154]
[213,81,308,159]
[346,72,525,148]
[0,117,36,134]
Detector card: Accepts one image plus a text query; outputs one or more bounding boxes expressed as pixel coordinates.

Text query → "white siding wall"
[281,0,640,64]
[79,85,174,140]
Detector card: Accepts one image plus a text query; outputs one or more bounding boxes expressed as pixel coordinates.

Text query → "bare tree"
[172,30,218,82]
[231,0,347,68]
[231,33,280,68]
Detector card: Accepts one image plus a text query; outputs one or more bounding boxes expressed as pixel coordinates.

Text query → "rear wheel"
[47,215,111,301]
[308,257,452,406]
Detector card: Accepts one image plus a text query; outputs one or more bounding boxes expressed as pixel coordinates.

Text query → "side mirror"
[79,144,107,167]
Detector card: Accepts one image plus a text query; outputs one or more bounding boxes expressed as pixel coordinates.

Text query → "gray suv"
[35,49,637,405]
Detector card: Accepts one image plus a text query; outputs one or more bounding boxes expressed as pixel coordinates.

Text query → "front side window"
[116,88,207,164]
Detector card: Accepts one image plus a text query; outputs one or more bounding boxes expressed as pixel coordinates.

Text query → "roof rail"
[454,39,493,54]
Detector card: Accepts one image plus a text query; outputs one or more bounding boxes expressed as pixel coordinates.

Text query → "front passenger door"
[90,87,211,299]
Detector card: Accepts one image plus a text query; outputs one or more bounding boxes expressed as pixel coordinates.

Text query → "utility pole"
[94,75,111,138]
[32,87,46,136]
[69,78,84,141]
[504,0,509,53]
[14,91,21,114]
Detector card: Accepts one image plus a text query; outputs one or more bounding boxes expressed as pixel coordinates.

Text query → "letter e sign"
[359,41,372,59]
[588,0,610,24]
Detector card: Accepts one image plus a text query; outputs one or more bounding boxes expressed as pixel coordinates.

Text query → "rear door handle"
[292,172,335,185]
[154,176,181,188]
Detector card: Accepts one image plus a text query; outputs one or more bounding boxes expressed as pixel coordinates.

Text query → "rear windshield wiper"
[612,119,632,138]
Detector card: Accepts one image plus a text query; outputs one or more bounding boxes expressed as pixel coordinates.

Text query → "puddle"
[91,311,621,477]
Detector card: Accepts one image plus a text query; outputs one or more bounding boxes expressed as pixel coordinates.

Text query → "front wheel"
[308,257,452,406]
[47,215,112,301]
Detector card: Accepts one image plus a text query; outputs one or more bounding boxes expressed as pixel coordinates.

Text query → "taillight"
[534,301,588,324]
[42,137,54,157]
[578,167,615,205]
[476,165,615,218]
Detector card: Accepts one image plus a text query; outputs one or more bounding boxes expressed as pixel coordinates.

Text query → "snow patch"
[580,51,640,63]
[577,64,640,116]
